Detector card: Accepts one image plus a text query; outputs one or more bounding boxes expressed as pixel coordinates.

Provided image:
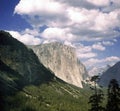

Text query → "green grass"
[3,80,91,111]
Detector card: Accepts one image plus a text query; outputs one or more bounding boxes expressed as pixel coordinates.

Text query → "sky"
[0,0,120,76]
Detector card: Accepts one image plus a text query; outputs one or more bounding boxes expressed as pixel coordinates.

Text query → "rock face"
[30,42,88,88]
[99,62,120,87]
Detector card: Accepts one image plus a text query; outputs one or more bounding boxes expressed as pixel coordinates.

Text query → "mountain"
[0,30,90,111]
[0,30,54,85]
[30,42,88,88]
[99,62,120,87]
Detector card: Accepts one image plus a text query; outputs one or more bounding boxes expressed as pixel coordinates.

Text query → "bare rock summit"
[30,42,88,88]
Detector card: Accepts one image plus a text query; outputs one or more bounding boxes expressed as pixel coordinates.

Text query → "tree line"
[88,76,120,111]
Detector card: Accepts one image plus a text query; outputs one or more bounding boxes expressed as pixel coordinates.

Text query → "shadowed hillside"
[99,62,120,87]
[0,30,91,111]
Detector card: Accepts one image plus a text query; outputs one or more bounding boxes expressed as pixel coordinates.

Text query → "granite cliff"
[30,42,88,88]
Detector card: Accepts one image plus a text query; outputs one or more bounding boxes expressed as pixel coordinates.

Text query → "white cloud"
[24,28,40,36]
[86,0,110,6]
[67,7,88,24]
[77,46,92,53]
[86,56,120,76]
[14,0,120,43]
[8,30,42,45]
[11,0,120,72]
[102,41,114,46]
[92,42,105,51]
[84,56,120,69]
[42,39,57,44]
[105,56,120,62]
[14,0,68,28]
[15,0,65,15]
[41,27,74,41]
[75,44,97,59]
[92,9,120,31]
[84,58,100,67]
[64,41,75,47]
[102,0,120,12]
[88,67,104,76]
[77,52,97,59]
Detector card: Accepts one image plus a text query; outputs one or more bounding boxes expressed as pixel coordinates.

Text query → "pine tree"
[88,76,104,111]
[106,79,120,111]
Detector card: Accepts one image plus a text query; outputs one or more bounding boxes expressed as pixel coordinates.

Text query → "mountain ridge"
[0,30,55,85]
[99,61,120,86]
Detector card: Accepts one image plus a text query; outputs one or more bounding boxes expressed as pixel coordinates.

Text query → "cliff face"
[99,62,120,87]
[30,42,88,88]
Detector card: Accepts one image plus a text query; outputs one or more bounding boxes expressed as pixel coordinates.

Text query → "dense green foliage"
[2,80,91,111]
[88,76,105,111]
[0,30,54,85]
[88,76,120,111]
[106,79,120,111]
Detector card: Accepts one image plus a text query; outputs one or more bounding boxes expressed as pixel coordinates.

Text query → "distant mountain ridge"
[99,61,120,86]
[30,42,88,88]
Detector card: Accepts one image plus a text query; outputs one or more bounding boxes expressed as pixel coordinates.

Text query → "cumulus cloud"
[75,42,106,60]
[75,44,97,59]
[102,0,120,12]
[77,45,92,53]
[11,0,120,72]
[64,41,75,47]
[84,56,120,69]
[102,41,114,46]
[14,0,68,28]
[41,27,74,41]
[87,56,120,76]
[88,66,106,76]
[8,30,42,45]
[15,0,65,15]
[14,0,120,42]
[105,56,120,62]
[86,0,110,6]
[24,28,40,36]
[77,52,97,59]
[92,42,105,51]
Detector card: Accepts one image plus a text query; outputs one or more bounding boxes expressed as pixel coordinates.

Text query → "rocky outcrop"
[30,42,88,88]
[99,61,120,87]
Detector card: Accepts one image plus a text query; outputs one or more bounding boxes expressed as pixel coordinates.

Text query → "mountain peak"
[99,61,120,87]
[30,42,88,88]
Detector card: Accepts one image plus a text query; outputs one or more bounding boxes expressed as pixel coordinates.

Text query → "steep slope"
[0,30,54,86]
[99,61,120,87]
[0,59,24,95]
[30,42,88,88]
[0,31,90,111]
[3,80,91,111]
[0,61,90,111]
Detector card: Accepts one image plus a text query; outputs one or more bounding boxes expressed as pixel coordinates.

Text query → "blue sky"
[0,0,120,75]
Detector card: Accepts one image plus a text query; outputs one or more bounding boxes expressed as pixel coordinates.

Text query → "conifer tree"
[106,79,120,111]
[88,75,104,111]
